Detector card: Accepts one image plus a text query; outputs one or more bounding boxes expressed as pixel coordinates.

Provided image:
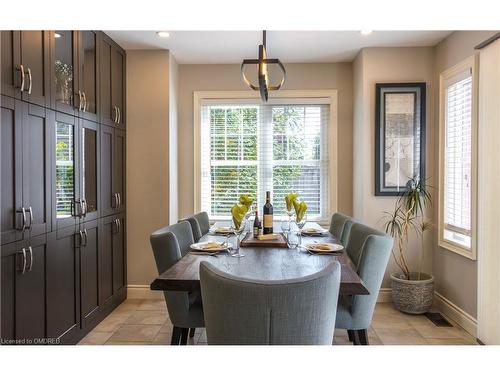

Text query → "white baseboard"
[433,292,477,337]
[377,288,393,303]
[127,285,164,300]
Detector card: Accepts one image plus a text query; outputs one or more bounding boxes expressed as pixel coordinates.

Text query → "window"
[197,96,332,221]
[439,56,477,259]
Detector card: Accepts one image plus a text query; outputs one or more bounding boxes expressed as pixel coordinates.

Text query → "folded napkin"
[285,192,298,212]
[200,242,223,250]
[293,200,308,222]
[309,243,334,251]
[231,204,247,230]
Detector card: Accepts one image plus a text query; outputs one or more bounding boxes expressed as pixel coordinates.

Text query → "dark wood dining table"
[151,222,369,296]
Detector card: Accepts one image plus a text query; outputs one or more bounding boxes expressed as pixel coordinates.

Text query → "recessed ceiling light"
[157,31,170,38]
[54,32,62,38]
[360,30,373,36]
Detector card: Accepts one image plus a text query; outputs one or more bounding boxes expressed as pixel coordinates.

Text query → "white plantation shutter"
[443,70,473,248]
[200,100,329,220]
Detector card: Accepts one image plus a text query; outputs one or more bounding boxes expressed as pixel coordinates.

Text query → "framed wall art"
[375,82,426,196]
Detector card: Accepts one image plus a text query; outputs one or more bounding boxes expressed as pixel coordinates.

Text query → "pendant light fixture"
[241,30,286,102]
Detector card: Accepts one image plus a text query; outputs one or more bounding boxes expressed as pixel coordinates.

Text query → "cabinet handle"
[117,107,121,124]
[17,207,27,232]
[78,90,83,111]
[82,91,87,112]
[74,199,81,218]
[27,246,34,272]
[83,229,88,247]
[18,248,27,274]
[78,230,83,247]
[117,219,121,233]
[26,68,32,95]
[26,206,34,230]
[114,218,121,234]
[117,193,121,209]
[16,65,25,92]
[82,198,87,217]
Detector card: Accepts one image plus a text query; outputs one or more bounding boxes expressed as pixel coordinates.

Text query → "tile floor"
[78,299,477,345]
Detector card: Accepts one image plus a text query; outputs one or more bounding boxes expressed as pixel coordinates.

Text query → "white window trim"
[438,55,478,260]
[193,90,338,225]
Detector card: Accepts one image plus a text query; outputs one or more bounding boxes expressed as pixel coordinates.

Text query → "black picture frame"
[375,83,426,196]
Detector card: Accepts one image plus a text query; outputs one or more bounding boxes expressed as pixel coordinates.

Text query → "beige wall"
[178,63,353,219]
[126,50,171,286]
[169,54,179,223]
[433,31,498,318]
[352,47,435,288]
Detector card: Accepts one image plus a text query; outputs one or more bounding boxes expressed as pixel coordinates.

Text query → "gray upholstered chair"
[179,211,210,242]
[150,221,204,344]
[334,222,394,345]
[199,261,341,345]
[329,212,356,247]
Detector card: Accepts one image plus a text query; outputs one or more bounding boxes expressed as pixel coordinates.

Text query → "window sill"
[438,239,476,260]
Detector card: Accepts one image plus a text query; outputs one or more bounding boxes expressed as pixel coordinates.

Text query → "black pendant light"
[241,30,286,102]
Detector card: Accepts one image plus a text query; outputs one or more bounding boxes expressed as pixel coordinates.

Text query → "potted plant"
[382,176,434,314]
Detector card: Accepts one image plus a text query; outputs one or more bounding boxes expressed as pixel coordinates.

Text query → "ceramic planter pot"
[390,272,434,314]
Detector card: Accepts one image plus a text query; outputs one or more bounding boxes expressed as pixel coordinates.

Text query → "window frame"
[438,55,478,260]
[193,90,338,225]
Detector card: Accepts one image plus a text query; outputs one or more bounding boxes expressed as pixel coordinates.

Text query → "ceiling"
[106,30,452,64]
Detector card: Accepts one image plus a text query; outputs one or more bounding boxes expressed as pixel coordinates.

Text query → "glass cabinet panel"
[54,31,74,107]
[56,122,75,218]
[81,31,97,115]
[82,127,97,213]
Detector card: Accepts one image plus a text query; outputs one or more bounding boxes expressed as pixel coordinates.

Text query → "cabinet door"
[99,35,114,127]
[51,31,78,116]
[111,45,125,127]
[114,129,126,212]
[46,229,78,342]
[20,31,50,107]
[100,124,115,216]
[1,242,17,341]
[99,216,114,306]
[78,31,99,122]
[112,214,126,293]
[80,119,100,222]
[1,31,21,99]
[80,220,100,328]
[1,96,23,245]
[22,103,53,236]
[53,112,79,230]
[15,235,47,341]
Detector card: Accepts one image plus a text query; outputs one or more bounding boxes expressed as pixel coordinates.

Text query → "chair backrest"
[150,222,195,325]
[179,211,210,242]
[346,223,394,328]
[200,261,341,345]
[329,212,356,247]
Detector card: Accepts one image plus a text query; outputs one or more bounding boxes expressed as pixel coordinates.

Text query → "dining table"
[150,221,369,296]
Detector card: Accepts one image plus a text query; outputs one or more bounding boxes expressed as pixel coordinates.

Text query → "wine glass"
[286,230,300,249]
[295,213,307,246]
[230,218,247,258]
[280,220,291,240]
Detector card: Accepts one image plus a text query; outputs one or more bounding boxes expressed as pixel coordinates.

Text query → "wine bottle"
[263,191,273,234]
[253,210,261,238]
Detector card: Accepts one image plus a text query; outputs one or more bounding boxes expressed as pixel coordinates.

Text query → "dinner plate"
[210,227,232,235]
[301,227,328,236]
[190,241,229,252]
[306,243,344,253]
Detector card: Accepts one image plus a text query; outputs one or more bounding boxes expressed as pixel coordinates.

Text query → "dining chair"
[199,261,341,345]
[150,221,205,344]
[179,211,210,242]
[334,222,394,345]
[329,212,356,247]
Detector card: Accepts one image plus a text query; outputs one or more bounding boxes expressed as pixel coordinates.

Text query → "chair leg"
[189,328,196,338]
[353,329,369,345]
[171,326,182,345]
[180,328,189,345]
[347,330,355,342]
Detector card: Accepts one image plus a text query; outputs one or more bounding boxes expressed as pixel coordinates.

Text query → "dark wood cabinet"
[1,96,23,245]
[99,33,125,128]
[22,102,53,237]
[1,235,48,343]
[1,30,126,345]
[79,220,101,329]
[46,228,79,343]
